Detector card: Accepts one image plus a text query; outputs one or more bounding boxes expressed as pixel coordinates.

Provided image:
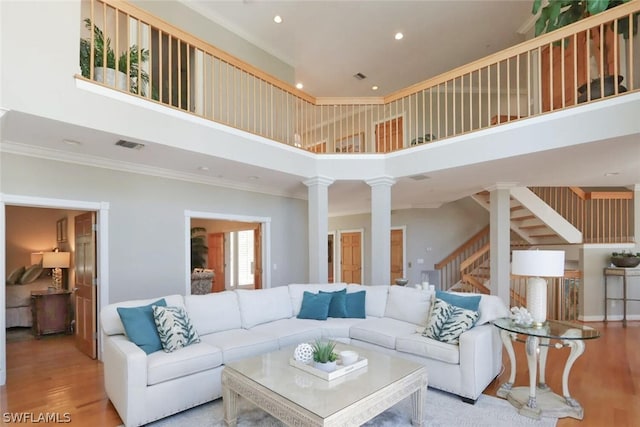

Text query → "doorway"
[339,230,363,284]
[1,195,109,386]
[390,227,406,285]
[375,116,404,153]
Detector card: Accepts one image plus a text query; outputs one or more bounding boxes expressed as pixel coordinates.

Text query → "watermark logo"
[2,412,72,423]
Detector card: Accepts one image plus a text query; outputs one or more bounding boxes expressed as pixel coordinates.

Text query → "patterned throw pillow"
[152,305,200,352]
[422,298,479,344]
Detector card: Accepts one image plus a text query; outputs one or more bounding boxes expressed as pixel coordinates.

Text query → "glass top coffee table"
[493,318,600,420]
[222,343,428,426]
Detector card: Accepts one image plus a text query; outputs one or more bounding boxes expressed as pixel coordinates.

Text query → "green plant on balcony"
[79,18,149,96]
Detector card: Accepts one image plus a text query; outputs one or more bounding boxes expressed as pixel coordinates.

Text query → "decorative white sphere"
[294,343,314,363]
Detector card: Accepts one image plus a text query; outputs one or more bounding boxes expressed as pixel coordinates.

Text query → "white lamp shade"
[30,252,44,265]
[42,252,70,268]
[511,250,565,277]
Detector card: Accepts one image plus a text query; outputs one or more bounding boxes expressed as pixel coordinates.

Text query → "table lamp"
[42,251,71,290]
[511,250,565,327]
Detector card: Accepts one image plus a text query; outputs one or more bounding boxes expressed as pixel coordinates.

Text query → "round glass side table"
[492,317,600,420]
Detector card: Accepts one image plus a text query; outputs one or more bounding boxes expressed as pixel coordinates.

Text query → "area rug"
[146,388,557,427]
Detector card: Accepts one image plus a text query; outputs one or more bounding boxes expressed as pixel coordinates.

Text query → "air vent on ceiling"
[408,174,431,181]
[115,139,145,150]
[353,72,367,80]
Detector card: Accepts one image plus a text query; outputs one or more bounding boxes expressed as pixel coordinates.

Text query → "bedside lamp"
[511,250,565,327]
[43,251,70,290]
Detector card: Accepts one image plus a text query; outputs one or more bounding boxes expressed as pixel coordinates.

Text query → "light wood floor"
[1,321,638,426]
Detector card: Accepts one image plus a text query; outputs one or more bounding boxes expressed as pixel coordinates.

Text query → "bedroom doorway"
[1,195,109,386]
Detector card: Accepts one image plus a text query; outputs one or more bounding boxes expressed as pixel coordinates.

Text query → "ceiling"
[187,0,535,97]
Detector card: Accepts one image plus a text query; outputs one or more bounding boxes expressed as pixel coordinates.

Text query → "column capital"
[485,182,517,192]
[365,176,396,187]
[303,176,335,187]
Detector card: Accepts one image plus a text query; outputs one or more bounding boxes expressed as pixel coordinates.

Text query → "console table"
[604,267,640,327]
[493,318,599,420]
[31,289,72,338]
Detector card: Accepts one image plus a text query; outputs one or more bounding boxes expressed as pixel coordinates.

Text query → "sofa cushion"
[146,342,223,386]
[236,287,293,328]
[345,291,366,318]
[152,305,201,353]
[297,291,332,320]
[116,299,167,354]
[184,291,242,335]
[422,298,479,344]
[350,317,418,349]
[320,289,348,318]
[288,284,347,316]
[199,329,279,364]
[319,317,367,340]
[251,318,323,347]
[396,333,460,365]
[101,295,185,336]
[385,285,434,326]
[476,294,510,326]
[436,290,481,311]
[346,284,388,317]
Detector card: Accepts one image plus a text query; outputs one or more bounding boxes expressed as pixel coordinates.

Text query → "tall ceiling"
[187,0,535,97]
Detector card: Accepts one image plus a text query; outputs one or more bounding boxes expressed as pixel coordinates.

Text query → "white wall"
[329,198,489,285]
[1,153,308,302]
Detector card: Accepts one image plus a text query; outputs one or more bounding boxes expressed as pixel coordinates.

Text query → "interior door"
[74,212,97,359]
[390,229,404,285]
[253,224,262,289]
[208,233,225,292]
[340,231,362,284]
[375,117,404,153]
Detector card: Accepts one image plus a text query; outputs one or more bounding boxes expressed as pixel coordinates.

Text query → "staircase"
[471,187,582,245]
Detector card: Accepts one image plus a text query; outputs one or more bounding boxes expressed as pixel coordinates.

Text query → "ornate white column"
[489,184,513,306]
[303,176,334,283]
[366,176,396,285]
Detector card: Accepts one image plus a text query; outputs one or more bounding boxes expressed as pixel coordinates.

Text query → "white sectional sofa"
[100,283,509,426]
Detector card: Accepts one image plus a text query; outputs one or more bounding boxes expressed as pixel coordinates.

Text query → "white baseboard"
[579,314,640,322]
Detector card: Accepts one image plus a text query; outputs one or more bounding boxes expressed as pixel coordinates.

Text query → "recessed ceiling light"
[295,83,303,90]
[604,172,620,176]
[198,166,209,171]
[273,15,282,24]
[395,32,404,40]
[372,85,379,91]
[63,139,82,146]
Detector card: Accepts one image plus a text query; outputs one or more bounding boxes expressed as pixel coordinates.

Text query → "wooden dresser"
[31,289,72,338]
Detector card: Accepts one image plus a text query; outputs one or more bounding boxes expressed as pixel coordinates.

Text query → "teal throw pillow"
[435,290,481,312]
[345,291,366,318]
[116,298,167,354]
[422,298,479,344]
[152,305,200,353]
[297,291,332,320]
[319,289,348,318]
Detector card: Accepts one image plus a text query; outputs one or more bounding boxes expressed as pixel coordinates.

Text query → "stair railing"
[435,226,489,291]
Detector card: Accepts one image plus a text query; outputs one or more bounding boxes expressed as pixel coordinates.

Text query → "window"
[229,229,254,287]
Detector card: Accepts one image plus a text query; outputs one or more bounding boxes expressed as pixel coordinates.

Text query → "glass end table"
[492,317,599,420]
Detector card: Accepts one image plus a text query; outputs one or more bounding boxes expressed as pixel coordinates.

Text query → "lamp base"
[51,267,63,290]
[526,276,547,326]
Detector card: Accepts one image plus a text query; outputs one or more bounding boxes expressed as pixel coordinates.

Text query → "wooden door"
[74,212,97,359]
[328,234,334,283]
[390,229,404,285]
[253,224,262,289]
[208,233,225,292]
[340,232,362,284]
[375,117,403,153]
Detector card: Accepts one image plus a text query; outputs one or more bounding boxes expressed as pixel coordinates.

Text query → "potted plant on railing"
[610,251,640,268]
[79,18,150,96]
[532,0,638,105]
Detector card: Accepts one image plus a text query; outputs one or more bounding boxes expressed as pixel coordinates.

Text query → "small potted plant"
[311,340,337,372]
[610,251,640,268]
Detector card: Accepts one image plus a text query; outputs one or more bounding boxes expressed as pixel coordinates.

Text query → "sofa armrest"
[458,324,502,401]
[103,335,148,426]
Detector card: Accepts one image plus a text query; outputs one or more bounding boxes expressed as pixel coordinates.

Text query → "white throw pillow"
[384,285,434,325]
[152,305,200,353]
[422,298,479,344]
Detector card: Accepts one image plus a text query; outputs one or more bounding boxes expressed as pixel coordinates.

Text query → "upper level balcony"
[76,0,640,154]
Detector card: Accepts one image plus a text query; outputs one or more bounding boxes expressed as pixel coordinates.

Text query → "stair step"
[519,224,549,230]
[512,214,536,222]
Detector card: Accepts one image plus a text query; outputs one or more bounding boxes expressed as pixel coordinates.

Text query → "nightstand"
[31,289,72,338]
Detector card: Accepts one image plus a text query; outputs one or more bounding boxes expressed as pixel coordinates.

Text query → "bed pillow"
[6,266,26,284]
[116,298,167,354]
[20,264,43,284]
[319,289,348,318]
[297,291,332,320]
[152,305,200,353]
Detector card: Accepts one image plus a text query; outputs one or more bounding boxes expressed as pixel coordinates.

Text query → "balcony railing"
[79,0,640,153]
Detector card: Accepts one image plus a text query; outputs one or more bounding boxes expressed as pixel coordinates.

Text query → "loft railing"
[530,186,635,243]
[78,0,640,153]
[510,271,582,322]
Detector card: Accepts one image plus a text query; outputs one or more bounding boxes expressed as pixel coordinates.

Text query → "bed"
[6,277,52,328]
